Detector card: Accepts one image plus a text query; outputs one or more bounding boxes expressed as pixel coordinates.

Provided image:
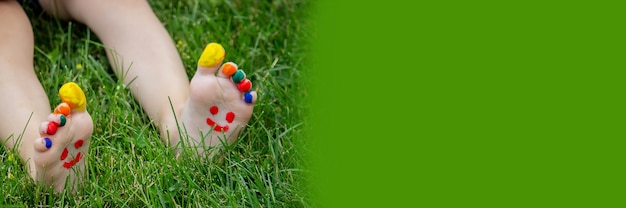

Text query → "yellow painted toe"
[198,43,225,67]
[59,82,87,112]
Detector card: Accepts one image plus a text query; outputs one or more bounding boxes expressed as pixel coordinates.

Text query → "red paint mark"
[62,161,74,169]
[47,122,58,135]
[206,118,229,132]
[60,148,68,160]
[210,106,219,115]
[60,139,86,169]
[206,106,235,132]
[237,79,252,92]
[226,112,235,123]
[214,125,229,132]
[62,152,82,169]
[74,139,84,149]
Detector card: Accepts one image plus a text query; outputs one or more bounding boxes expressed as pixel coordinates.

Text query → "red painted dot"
[60,148,68,160]
[226,112,235,123]
[74,139,84,149]
[210,106,219,115]
[47,122,58,135]
[237,79,252,92]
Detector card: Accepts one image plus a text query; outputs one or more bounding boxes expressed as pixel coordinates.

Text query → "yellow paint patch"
[59,82,87,112]
[198,43,225,67]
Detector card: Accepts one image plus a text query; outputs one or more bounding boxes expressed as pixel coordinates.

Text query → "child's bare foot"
[32,82,93,192]
[172,43,257,156]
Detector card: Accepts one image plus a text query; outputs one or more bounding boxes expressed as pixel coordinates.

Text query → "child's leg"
[39,0,190,128]
[39,0,258,155]
[0,1,94,192]
[0,0,49,179]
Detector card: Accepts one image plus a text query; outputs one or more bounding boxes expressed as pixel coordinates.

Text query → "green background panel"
[309,0,626,207]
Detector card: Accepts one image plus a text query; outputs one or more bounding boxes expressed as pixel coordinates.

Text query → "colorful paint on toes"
[44,138,52,149]
[47,122,58,135]
[59,82,87,112]
[232,70,246,83]
[59,115,66,126]
[222,63,237,76]
[198,43,226,67]
[244,91,254,103]
[237,79,252,92]
[54,103,71,116]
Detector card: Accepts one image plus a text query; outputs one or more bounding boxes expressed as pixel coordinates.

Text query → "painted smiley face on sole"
[206,106,235,132]
[60,139,85,169]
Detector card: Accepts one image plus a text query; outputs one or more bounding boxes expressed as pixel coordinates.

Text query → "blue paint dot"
[244,92,253,103]
[44,138,52,149]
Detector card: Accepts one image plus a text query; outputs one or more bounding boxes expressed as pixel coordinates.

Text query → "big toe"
[197,43,226,75]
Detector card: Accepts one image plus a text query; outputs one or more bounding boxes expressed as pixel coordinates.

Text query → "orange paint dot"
[222,63,237,76]
[54,103,71,116]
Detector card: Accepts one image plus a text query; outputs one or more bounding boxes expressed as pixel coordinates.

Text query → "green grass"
[0,0,311,206]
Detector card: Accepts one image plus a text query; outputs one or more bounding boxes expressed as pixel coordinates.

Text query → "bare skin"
[0,0,50,181]
[32,83,93,192]
[182,51,257,155]
[0,0,257,192]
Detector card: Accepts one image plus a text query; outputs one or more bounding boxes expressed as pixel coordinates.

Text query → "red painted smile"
[206,106,235,132]
[61,139,84,169]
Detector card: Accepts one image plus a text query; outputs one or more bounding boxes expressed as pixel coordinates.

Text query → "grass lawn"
[0,0,311,206]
